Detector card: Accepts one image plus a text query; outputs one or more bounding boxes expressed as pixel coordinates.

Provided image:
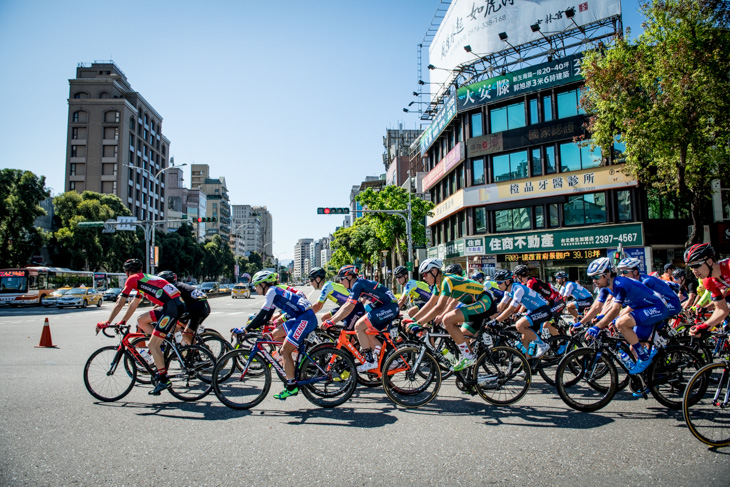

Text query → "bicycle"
[682,329,730,447]
[555,327,704,412]
[84,323,216,402]
[212,329,357,409]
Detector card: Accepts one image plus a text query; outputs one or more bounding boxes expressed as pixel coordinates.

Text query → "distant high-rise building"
[191,164,230,241]
[231,205,261,257]
[293,238,313,280]
[65,61,171,223]
[252,206,273,260]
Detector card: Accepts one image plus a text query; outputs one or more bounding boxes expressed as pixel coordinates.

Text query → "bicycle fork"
[714,368,730,408]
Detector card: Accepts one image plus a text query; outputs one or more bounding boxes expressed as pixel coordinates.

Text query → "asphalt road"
[1,286,728,486]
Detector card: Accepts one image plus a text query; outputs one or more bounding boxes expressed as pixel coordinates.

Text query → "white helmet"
[617,257,642,270]
[587,257,613,277]
[419,258,443,275]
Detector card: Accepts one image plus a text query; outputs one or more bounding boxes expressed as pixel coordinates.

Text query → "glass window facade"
[543,95,553,122]
[529,98,539,125]
[556,89,585,119]
[545,146,556,174]
[495,207,532,232]
[563,192,607,226]
[471,112,484,137]
[489,101,525,133]
[492,150,528,182]
[531,148,542,176]
[559,141,602,172]
[471,158,485,185]
[617,190,632,221]
[475,208,486,233]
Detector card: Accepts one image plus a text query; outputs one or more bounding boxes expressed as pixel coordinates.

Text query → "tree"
[329,219,382,276]
[581,0,730,244]
[201,234,235,281]
[0,169,50,267]
[51,191,137,271]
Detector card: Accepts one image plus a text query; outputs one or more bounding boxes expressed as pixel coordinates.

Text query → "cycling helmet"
[554,271,568,280]
[394,265,408,277]
[513,264,529,277]
[418,258,443,275]
[672,268,686,280]
[471,271,485,281]
[123,258,143,273]
[444,264,463,276]
[308,267,326,280]
[684,243,714,264]
[337,265,358,280]
[616,257,642,270]
[493,269,513,282]
[251,270,278,286]
[587,257,613,277]
[157,270,177,283]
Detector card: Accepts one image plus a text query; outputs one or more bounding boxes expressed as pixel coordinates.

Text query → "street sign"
[102,219,116,234]
[406,261,413,272]
[116,216,136,231]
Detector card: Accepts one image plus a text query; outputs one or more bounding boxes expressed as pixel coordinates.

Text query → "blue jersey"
[500,282,549,311]
[261,285,312,318]
[640,274,681,313]
[560,281,593,301]
[347,278,397,308]
[610,276,666,309]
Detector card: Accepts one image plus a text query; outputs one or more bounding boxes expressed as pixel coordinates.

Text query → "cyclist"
[616,258,682,319]
[513,264,565,337]
[98,258,185,395]
[157,271,210,346]
[394,265,432,316]
[471,270,485,284]
[324,265,399,373]
[241,270,316,400]
[308,267,364,330]
[683,243,730,336]
[555,271,593,322]
[584,257,669,374]
[492,269,552,358]
[673,268,699,310]
[410,258,498,371]
[444,264,464,277]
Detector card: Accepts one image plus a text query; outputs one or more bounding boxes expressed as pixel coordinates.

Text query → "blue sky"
[0,0,645,262]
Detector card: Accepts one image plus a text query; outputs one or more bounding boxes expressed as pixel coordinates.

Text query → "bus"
[0,267,125,306]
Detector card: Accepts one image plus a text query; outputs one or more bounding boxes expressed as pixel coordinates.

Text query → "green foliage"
[581,0,730,244]
[201,234,235,281]
[50,191,136,271]
[0,169,50,267]
[235,251,264,279]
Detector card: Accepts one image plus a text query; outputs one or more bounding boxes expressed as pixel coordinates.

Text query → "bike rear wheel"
[83,346,137,402]
[166,345,216,401]
[298,346,357,408]
[682,361,730,447]
[213,349,271,409]
[382,346,441,408]
[556,347,618,412]
[648,345,704,410]
[475,346,531,405]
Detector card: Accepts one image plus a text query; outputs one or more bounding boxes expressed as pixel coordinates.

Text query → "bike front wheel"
[382,346,441,408]
[166,345,216,401]
[475,346,531,405]
[213,349,271,410]
[298,346,358,408]
[83,346,137,402]
[682,361,730,447]
[648,345,704,410]
[556,347,618,412]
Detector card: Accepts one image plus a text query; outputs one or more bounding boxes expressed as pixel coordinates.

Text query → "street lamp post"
[124,162,186,274]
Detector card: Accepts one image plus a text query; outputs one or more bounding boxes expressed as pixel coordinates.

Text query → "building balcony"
[101,156,118,163]
[102,139,118,145]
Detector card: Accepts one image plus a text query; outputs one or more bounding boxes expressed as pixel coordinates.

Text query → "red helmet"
[683,243,714,264]
[337,265,358,280]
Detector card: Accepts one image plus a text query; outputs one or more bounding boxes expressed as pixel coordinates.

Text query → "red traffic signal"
[317,207,349,215]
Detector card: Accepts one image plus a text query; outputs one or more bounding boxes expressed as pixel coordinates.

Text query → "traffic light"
[196,217,217,223]
[317,207,350,215]
[612,251,622,266]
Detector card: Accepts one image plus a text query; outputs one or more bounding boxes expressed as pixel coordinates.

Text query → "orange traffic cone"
[35,317,58,348]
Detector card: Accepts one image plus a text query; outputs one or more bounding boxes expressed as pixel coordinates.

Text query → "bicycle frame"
[332,327,400,379]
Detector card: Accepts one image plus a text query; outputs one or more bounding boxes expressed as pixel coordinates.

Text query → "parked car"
[200,282,219,294]
[102,287,123,301]
[41,287,72,307]
[231,283,251,299]
[57,287,103,308]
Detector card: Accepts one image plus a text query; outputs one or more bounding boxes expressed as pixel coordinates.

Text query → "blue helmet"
[587,257,613,277]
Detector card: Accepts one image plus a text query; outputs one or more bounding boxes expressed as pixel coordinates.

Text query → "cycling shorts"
[549,298,566,318]
[458,294,498,333]
[151,297,185,338]
[342,302,366,331]
[367,302,400,331]
[154,300,210,331]
[283,309,317,349]
[575,298,593,312]
[630,305,668,340]
[525,305,552,332]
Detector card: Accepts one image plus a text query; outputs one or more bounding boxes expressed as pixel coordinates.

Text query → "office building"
[190,164,231,241]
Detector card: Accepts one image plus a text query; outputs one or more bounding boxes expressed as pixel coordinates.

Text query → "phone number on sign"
[594,233,639,245]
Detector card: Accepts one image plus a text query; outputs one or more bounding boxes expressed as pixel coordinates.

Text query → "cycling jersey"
[678,277,699,302]
[317,281,349,306]
[560,281,593,301]
[436,275,486,305]
[347,278,397,308]
[500,282,549,311]
[121,273,181,306]
[262,286,312,318]
[174,281,208,312]
[402,279,432,303]
[702,258,730,301]
[639,273,681,315]
[277,284,306,298]
[484,280,505,301]
[525,277,560,304]
[610,276,666,310]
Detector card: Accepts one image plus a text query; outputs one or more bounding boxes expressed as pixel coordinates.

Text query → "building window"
[102,181,114,194]
[535,206,545,228]
[70,145,86,157]
[531,148,542,177]
[617,190,632,221]
[492,150,528,182]
[556,89,585,119]
[559,141,602,172]
[471,158,485,185]
[529,98,539,125]
[128,185,133,198]
[495,207,531,232]
[470,112,484,137]
[549,203,560,227]
[475,207,486,234]
[70,163,76,176]
[489,101,526,133]
[545,145,557,174]
[564,192,607,226]
[99,91,110,99]
[103,145,118,158]
[71,127,86,140]
[73,92,89,99]
[102,163,116,176]
[69,181,76,191]
[104,127,119,140]
[72,111,87,123]
[543,95,553,122]
[104,111,120,123]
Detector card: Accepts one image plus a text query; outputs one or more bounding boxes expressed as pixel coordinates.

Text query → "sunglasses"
[688,261,706,269]
[591,274,605,281]
[620,269,634,275]
[395,275,407,279]
[495,280,505,285]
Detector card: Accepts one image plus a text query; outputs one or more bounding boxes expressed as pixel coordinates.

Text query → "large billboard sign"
[428,0,622,90]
